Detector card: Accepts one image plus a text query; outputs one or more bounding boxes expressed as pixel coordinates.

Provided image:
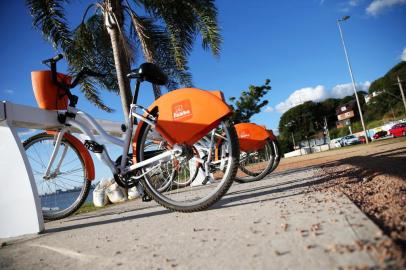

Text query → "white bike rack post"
[0,101,122,238]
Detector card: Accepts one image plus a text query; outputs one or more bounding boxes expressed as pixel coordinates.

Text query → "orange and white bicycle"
[233,123,281,183]
[24,55,239,220]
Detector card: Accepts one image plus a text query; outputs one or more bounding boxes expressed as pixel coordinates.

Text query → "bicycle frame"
[44,104,179,181]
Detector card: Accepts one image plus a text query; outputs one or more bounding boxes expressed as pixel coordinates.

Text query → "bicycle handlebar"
[70,67,107,88]
[41,55,107,108]
[42,54,63,65]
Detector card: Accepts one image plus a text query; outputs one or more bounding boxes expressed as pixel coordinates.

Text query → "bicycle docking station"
[0,101,122,238]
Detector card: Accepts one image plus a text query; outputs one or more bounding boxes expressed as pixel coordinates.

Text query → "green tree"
[366,61,406,120]
[27,0,222,118]
[278,101,323,141]
[229,79,271,123]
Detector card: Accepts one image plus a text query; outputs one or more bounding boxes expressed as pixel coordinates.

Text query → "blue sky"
[1,0,405,135]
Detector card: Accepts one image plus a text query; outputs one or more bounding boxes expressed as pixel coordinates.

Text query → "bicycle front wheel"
[23,133,90,220]
[136,119,239,212]
[234,139,275,183]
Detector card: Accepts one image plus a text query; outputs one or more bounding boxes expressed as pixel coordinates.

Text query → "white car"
[341,135,360,146]
[330,138,342,148]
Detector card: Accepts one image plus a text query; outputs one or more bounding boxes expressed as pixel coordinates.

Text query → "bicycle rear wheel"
[23,133,90,220]
[268,139,281,174]
[136,119,239,212]
[234,139,275,183]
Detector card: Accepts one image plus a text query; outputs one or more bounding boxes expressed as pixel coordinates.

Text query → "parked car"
[389,123,406,137]
[330,138,342,148]
[358,135,370,144]
[341,134,360,146]
[373,130,387,140]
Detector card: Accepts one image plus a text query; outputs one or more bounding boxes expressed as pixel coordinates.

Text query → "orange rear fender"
[235,123,269,152]
[46,131,95,181]
[266,129,277,141]
[145,88,232,146]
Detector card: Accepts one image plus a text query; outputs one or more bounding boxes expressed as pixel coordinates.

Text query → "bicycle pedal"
[201,176,210,185]
[142,194,152,202]
[84,140,104,153]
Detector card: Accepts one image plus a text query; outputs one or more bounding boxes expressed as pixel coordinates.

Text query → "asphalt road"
[0,167,394,269]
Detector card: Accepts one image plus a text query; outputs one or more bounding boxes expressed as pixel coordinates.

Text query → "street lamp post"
[337,16,369,143]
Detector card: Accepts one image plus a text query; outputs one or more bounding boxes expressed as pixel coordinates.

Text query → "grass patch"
[74,202,110,215]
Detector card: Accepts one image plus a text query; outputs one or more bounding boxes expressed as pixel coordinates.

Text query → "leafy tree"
[27,0,222,118]
[279,101,322,141]
[367,61,406,120]
[229,79,271,123]
[277,135,293,154]
[277,61,406,153]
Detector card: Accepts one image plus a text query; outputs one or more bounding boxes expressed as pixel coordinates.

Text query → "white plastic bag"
[128,182,144,200]
[93,178,112,207]
[106,182,127,203]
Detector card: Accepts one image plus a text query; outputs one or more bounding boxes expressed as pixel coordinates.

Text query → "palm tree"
[26,0,221,118]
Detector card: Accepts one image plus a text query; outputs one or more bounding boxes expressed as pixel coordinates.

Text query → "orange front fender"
[46,131,95,181]
[235,123,269,152]
[144,88,232,146]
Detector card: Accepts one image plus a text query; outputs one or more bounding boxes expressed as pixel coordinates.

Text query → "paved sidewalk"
[0,167,393,269]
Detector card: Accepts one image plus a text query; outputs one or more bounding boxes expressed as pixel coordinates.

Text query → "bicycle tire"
[267,139,281,174]
[136,118,239,212]
[234,138,275,183]
[23,133,91,220]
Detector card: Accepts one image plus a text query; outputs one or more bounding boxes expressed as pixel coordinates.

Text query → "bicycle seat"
[127,63,168,86]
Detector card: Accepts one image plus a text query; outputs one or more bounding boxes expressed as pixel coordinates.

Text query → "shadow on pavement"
[46,167,325,234]
[213,169,333,210]
[64,204,162,223]
[322,146,406,180]
[45,209,172,234]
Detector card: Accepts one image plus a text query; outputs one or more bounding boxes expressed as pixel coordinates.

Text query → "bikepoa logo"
[239,129,250,138]
[172,100,193,121]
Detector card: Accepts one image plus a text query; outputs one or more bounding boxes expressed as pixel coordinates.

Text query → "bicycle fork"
[43,130,68,180]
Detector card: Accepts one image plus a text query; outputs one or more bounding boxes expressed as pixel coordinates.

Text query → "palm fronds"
[26,0,72,51]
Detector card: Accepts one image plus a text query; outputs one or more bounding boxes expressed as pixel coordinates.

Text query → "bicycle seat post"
[132,79,141,106]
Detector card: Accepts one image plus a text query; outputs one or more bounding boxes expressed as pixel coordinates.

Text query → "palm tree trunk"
[152,85,162,99]
[108,27,132,118]
[105,2,132,119]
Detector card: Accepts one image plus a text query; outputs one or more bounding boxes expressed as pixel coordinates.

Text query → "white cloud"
[264,106,274,113]
[3,89,14,94]
[401,47,406,61]
[349,0,361,6]
[331,81,371,98]
[366,0,406,15]
[275,85,328,113]
[275,81,370,113]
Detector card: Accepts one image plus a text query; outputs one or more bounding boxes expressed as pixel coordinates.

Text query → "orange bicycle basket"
[31,70,71,110]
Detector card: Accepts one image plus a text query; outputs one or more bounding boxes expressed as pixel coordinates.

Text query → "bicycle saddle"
[127,63,168,86]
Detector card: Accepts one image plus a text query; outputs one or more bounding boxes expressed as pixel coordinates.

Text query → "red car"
[373,130,387,139]
[358,135,370,144]
[389,123,406,137]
